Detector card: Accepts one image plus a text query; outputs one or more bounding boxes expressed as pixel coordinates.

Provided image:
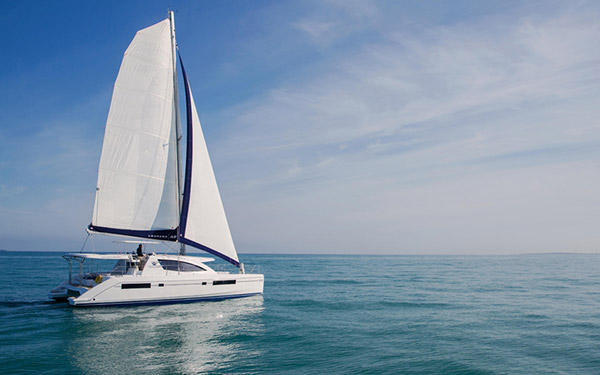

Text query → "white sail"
[92,19,179,232]
[179,81,239,265]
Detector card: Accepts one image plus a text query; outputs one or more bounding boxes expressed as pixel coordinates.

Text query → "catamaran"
[49,12,264,307]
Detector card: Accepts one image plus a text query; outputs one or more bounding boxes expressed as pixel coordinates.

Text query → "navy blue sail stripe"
[179,237,241,267]
[177,54,240,268]
[178,53,193,238]
[87,224,177,241]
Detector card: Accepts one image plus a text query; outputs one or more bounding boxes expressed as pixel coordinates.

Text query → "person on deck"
[136,244,143,258]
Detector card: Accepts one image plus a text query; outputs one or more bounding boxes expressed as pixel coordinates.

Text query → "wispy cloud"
[212,1,600,253]
[293,0,380,45]
[220,2,600,167]
[294,20,336,41]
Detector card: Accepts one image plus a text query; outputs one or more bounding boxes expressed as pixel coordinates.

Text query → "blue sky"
[1,0,599,254]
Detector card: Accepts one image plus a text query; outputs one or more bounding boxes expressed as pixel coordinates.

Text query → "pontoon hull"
[51,273,264,307]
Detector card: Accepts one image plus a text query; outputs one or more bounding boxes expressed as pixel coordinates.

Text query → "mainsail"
[88,15,240,267]
[90,19,179,240]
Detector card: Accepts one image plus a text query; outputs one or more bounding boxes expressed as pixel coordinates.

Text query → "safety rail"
[212,264,260,274]
[244,264,261,274]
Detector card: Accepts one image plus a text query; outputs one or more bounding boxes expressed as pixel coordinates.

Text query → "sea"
[1,251,599,374]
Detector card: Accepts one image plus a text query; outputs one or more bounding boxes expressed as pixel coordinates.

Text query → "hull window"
[121,283,151,289]
[213,280,236,285]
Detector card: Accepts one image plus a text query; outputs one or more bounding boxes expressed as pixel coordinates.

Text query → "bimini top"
[63,252,216,263]
[64,253,131,260]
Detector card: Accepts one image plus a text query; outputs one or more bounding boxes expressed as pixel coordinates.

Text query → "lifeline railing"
[212,264,260,274]
[244,264,261,274]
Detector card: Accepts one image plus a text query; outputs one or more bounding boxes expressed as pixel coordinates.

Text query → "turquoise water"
[1,252,600,374]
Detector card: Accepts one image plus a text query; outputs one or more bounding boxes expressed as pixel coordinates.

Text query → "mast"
[168,10,186,256]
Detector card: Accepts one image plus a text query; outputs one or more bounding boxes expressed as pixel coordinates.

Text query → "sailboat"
[48,12,264,307]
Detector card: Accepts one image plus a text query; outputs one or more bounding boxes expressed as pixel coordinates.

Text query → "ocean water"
[1,252,599,374]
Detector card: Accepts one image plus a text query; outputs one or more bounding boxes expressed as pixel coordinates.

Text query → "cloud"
[294,21,336,41]
[292,0,380,45]
[219,6,599,177]
[212,2,600,253]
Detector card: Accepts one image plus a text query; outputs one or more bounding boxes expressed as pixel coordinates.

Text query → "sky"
[0,0,599,254]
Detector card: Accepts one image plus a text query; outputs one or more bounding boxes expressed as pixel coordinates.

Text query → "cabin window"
[159,260,205,272]
[111,260,133,275]
[213,280,236,285]
[121,283,151,289]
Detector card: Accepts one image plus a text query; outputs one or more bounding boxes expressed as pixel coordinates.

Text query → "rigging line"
[79,232,91,253]
[161,241,179,255]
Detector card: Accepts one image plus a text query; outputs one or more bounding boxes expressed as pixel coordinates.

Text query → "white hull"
[49,253,264,307]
